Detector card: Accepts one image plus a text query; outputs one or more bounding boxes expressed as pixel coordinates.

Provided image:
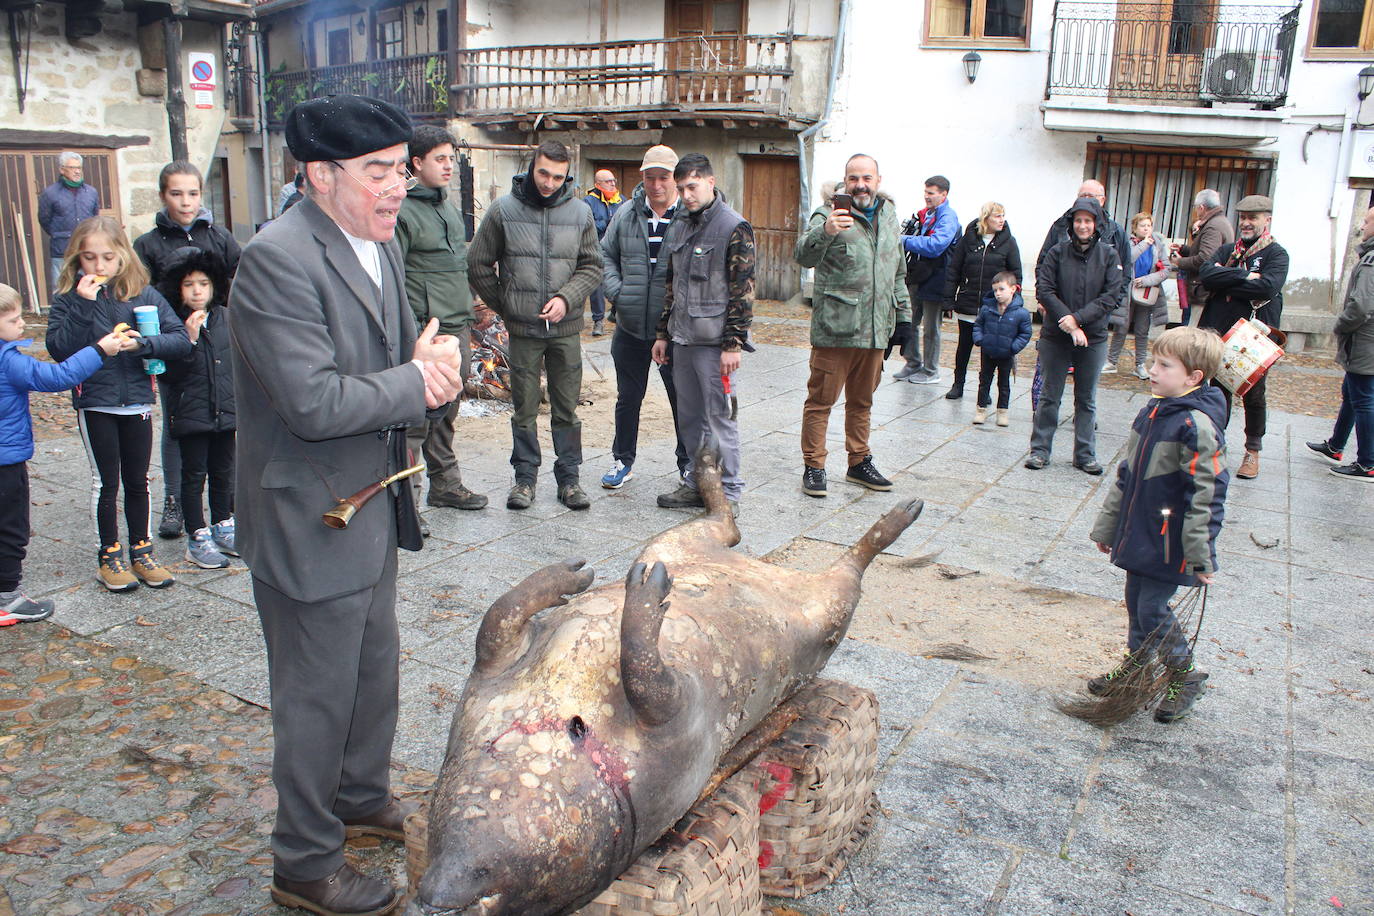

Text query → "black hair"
[156,246,228,320]
[410,125,458,166]
[924,175,950,193]
[673,153,713,181]
[158,161,203,194]
[534,140,571,164]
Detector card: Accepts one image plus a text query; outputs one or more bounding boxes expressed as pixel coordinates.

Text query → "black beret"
[285,94,412,162]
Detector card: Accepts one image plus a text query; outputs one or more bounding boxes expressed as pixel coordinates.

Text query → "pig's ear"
[476,558,595,672]
[621,561,683,727]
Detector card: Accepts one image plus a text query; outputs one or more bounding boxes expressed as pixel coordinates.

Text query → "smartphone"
[832,193,854,212]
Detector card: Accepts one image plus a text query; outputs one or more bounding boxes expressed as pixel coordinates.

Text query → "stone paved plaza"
[5,338,1373,915]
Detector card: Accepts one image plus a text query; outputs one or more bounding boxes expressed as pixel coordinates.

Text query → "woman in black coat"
[942,202,1022,399]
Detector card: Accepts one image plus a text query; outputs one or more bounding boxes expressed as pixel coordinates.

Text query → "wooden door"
[742,156,799,301]
[1110,0,1214,102]
[666,0,747,106]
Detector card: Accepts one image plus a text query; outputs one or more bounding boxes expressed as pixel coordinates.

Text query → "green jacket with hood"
[794,192,911,349]
[396,184,473,333]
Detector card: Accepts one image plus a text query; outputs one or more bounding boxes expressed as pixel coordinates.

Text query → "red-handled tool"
[722,373,737,420]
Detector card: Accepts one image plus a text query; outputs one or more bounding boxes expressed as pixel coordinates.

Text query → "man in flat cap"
[230,94,465,915]
[1197,195,1289,480]
[468,139,603,511]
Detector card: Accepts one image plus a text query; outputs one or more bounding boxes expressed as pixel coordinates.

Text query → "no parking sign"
[188,52,216,109]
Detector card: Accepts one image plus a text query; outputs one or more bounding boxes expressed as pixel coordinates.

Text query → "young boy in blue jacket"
[0,285,131,624]
[1089,326,1230,723]
[971,271,1032,427]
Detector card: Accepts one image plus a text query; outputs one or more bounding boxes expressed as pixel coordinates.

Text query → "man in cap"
[230,94,466,915]
[584,168,623,335]
[599,144,688,490]
[1197,194,1289,480]
[1026,196,1125,474]
[794,152,911,497]
[468,139,604,511]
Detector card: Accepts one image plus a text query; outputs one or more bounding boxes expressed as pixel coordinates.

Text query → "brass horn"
[323,463,425,529]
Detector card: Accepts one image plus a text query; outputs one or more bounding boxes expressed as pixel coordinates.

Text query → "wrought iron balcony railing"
[266,53,449,124]
[1046,2,1299,106]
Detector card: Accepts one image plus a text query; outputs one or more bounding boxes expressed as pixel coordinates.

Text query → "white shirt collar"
[338,225,382,289]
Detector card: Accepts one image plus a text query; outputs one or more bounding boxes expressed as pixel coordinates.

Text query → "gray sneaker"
[909,370,942,385]
[186,528,230,569]
[0,591,55,624]
[892,364,920,380]
[211,518,238,557]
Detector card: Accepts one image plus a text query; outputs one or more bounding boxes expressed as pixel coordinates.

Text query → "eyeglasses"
[328,161,418,198]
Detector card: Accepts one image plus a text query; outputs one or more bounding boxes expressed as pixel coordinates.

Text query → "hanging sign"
[188,52,217,110]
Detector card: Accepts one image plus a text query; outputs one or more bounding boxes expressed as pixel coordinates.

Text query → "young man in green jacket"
[794,153,912,497]
[398,125,488,520]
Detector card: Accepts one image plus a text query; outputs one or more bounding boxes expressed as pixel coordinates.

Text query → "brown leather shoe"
[1237,450,1260,480]
[342,797,416,842]
[271,863,398,915]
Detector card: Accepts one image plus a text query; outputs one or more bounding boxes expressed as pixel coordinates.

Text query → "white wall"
[811,0,1370,312]
[464,0,819,48]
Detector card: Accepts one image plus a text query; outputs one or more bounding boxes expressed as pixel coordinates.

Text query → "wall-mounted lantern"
[962,51,982,84]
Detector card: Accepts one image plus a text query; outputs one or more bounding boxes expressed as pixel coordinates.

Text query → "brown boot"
[342,797,417,842]
[128,540,175,589]
[1237,450,1260,480]
[96,543,139,593]
[271,863,398,915]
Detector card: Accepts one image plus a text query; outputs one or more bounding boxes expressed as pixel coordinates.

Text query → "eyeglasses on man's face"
[329,161,418,198]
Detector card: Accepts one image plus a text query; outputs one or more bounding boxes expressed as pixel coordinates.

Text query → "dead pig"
[411,451,922,915]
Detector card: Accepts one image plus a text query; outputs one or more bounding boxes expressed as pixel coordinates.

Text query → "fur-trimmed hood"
[156,245,229,319]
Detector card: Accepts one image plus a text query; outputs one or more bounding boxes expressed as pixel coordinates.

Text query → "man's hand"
[651,339,669,365]
[824,208,853,236]
[1070,327,1088,347]
[184,309,208,343]
[420,358,464,409]
[1246,272,1261,281]
[1168,252,1181,267]
[720,349,741,375]
[539,296,567,324]
[1096,541,1111,555]
[413,318,462,369]
[884,321,913,359]
[1196,572,1215,586]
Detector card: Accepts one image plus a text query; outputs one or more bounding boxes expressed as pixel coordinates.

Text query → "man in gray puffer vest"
[468,140,603,510]
[652,154,755,514]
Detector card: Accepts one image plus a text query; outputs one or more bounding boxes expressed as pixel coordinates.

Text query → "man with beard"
[468,140,604,510]
[1197,195,1289,480]
[794,153,911,497]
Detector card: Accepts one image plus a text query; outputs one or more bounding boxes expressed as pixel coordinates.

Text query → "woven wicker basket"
[741,679,880,898]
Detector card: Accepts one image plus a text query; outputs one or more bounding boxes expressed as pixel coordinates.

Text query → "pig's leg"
[694,446,741,548]
[475,558,595,673]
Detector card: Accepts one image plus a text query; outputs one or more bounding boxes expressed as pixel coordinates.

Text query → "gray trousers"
[1107,303,1152,368]
[903,298,943,375]
[408,333,471,499]
[509,333,583,487]
[1029,334,1107,465]
[673,344,743,501]
[253,544,399,881]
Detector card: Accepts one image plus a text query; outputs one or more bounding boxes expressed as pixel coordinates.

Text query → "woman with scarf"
[1105,212,1170,379]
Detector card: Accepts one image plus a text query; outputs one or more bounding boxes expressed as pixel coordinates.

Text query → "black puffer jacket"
[134,208,242,285]
[46,284,190,410]
[157,247,235,437]
[1034,198,1126,345]
[943,219,1022,316]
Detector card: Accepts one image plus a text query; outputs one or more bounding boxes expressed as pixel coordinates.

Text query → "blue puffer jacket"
[1,339,104,464]
[37,181,100,259]
[1090,384,1230,586]
[971,291,1032,360]
[46,284,190,410]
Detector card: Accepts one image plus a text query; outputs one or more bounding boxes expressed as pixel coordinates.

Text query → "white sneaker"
[1101,364,1118,375]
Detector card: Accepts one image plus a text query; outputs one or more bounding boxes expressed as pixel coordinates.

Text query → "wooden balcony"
[265,54,449,125]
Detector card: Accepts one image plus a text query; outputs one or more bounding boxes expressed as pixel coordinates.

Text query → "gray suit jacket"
[230,197,428,603]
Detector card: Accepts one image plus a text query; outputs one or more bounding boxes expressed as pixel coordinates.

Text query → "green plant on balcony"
[424,56,448,113]
[265,61,316,122]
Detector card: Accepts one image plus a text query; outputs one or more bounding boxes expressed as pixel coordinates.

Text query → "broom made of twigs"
[1057,586,1207,727]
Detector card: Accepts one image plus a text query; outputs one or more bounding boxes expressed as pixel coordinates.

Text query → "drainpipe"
[795,0,849,219]
[254,24,274,225]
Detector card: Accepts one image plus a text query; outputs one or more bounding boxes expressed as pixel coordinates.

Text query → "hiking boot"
[601,461,633,489]
[427,485,489,510]
[972,406,988,425]
[157,494,183,540]
[944,385,964,400]
[97,544,139,593]
[1075,459,1104,476]
[270,862,398,916]
[892,363,920,381]
[1024,454,1047,470]
[0,591,55,626]
[996,409,1010,427]
[1087,653,1145,696]
[186,528,230,569]
[1330,462,1374,481]
[342,797,417,843]
[559,482,591,510]
[129,540,174,589]
[506,482,535,510]
[802,466,827,497]
[1237,450,1260,479]
[846,456,892,491]
[656,483,704,509]
[1154,665,1208,723]
[592,319,606,336]
[211,518,238,557]
[1306,440,1344,462]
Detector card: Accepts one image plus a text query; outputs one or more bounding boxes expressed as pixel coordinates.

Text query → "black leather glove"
[884,321,913,359]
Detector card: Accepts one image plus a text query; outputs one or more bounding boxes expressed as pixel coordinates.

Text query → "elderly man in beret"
[1197,194,1289,480]
[230,95,465,916]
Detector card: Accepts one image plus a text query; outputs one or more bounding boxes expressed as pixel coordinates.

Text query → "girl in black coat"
[942,202,1022,400]
[157,247,238,569]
